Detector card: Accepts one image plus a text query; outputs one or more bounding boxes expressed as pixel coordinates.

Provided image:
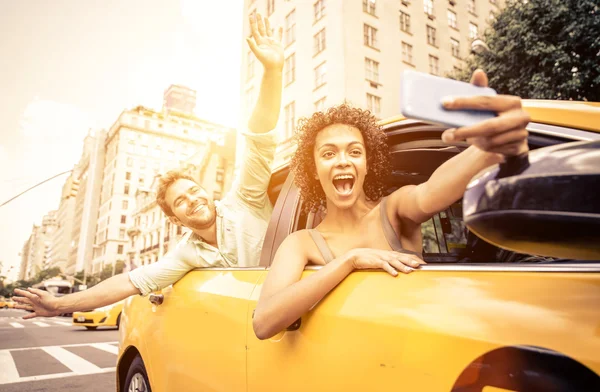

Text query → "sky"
[0,0,244,280]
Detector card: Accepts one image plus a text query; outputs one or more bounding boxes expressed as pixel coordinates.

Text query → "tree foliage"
[449,0,600,101]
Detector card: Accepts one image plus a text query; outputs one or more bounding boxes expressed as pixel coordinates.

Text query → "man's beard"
[184,203,217,230]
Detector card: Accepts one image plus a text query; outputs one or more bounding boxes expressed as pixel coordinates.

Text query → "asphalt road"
[0,308,118,391]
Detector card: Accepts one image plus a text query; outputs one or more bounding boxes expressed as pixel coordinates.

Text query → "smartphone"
[400,70,497,128]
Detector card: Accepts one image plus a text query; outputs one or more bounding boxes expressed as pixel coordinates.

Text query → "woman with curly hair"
[253,70,530,340]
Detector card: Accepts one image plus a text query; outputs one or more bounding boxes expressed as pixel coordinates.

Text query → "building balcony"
[127,226,141,235]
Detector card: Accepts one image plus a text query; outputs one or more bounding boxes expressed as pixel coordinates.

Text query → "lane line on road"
[90,343,119,355]
[32,322,50,327]
[7,341,119,352]
[0,351,20,385]
[9,322,24,328]
[0,368,115,386]
[52,321,72,326]
[42,346,102,374]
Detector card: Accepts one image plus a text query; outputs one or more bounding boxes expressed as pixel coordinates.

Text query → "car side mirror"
[463,140,600,260]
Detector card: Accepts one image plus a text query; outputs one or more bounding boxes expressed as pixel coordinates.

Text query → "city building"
[241,0,504,166]
[67,129,107,277]
[47,172,78,273]
[19,211,58,280]
[92,86,235,275]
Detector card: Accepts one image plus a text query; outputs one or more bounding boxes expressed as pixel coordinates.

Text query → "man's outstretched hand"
[247,13,284,72]
[12,288,60,319]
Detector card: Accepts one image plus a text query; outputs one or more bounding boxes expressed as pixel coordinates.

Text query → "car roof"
[271,100,600,173]
[380,100,600,133]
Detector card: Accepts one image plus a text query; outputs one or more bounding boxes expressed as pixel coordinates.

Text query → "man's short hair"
[156,170,197,217]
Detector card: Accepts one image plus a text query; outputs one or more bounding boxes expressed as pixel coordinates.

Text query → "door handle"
[149,293,164,305]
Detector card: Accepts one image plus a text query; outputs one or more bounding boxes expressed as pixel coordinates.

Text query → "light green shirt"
[128,129,278,296]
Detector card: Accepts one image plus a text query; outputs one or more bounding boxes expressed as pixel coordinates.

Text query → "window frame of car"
[258,118,600,272]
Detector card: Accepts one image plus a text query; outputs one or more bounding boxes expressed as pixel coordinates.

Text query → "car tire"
[124,355,152,392]
[116,313,121,330]
[85,326,97,330]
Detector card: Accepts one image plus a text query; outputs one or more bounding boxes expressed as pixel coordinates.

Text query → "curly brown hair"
[291,103,391,212]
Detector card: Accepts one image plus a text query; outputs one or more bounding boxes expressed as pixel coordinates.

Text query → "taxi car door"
[141,268,263,392]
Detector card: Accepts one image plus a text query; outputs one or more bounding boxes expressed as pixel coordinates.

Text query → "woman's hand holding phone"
[441,70,530,157]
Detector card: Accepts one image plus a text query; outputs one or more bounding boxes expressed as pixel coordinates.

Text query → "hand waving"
[12,288,60,319]
[247,13,284,71]
[441,69,530,157]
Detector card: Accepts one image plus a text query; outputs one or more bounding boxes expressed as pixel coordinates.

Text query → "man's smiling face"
[165,179,217,230]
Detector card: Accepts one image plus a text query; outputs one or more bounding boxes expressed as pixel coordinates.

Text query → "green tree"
[450,0,600,101]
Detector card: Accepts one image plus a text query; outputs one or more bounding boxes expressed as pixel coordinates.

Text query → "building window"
[177,226,182,235]
[122,200,128,209]
[267,0,275,16]
[121,215,127,224]
[314,0,325,21]
[314,97,326,112]
[124,184,130,195]
[314,28,326,55]
[366,94,381,116]
[119,228,126,240]
[424,0,434,16]
[467,0,476,14]
[284,102,296,139]
[127,157,133,167]
[363,0,376,16]
[139,177,145,186]
[365,58,379,83]
[363,24,378,49]
[118,244,124,254]
[469,22,478,39]
[399,11,411,33]
[127,141,134,154]
[429,55,439,75]
[213,191,222,201]
[402,42,413,64]
[285,10,296,46]
[314,62,327,88]
[285,53,296,85]
[247,50,255,80]
[427,26,437,47]
[447,10,457,29]
[125,172,131,180]
[451,38,460,58]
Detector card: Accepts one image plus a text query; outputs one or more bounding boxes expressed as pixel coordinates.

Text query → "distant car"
[116,100,600,392]
[73,301,124,330]
[0,297,15,309]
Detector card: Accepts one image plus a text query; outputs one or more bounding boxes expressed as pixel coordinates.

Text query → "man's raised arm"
[235,13,284,208]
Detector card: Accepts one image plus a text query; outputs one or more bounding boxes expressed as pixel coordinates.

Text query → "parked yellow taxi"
[116,100,600,392]
[73,300,124,330]
[0,297,15,309]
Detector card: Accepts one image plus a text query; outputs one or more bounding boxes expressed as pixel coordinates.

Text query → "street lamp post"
[471,39,490,55]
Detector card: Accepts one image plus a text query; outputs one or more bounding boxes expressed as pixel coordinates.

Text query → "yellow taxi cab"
[73,300,124,330]
[116,100,600,392]
[0,297,15,309]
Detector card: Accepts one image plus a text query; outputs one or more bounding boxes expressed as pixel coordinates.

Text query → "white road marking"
[90,342,119,355]
[0,368,115,385]
[8,341,119,352]
[9,322,24,328]
[52,321,72,326]
[0,350,20,384]
[42,346,102,374]
[32,322,50,327]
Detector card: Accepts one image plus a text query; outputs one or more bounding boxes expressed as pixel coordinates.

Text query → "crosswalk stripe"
[8,341,119,352]
[90,343,119,355]
[33,322,50,327]
[0,351,20,384]
[42,346,101,374]
[9,322,24,328]
[52,321,72,326]
[1,368,115,385]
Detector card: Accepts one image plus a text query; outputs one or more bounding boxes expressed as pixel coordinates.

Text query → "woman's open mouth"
[332,174,355,196]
